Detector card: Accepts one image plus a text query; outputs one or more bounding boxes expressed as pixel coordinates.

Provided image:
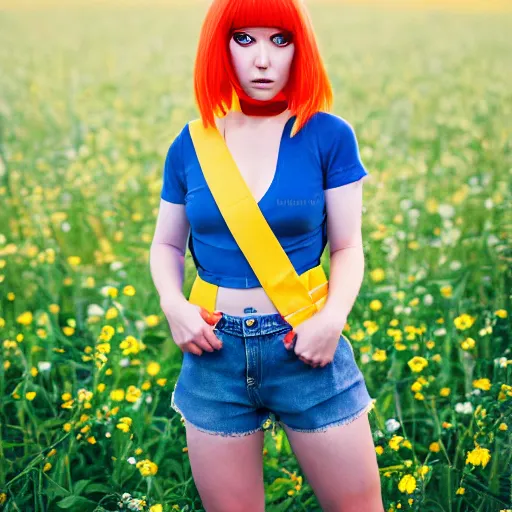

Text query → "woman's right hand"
[161,300,223,356]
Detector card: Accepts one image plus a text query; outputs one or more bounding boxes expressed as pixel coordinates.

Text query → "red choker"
[233,84,289,117]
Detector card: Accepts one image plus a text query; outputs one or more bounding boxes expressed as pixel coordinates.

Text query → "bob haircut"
[193,0,333,138]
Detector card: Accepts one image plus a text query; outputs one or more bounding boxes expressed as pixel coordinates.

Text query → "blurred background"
[0,0,510,511]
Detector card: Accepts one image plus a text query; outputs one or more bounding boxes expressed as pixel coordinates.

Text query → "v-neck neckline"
[214,114,296,207]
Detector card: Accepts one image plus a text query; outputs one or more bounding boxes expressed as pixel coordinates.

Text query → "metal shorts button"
[245,318,256,327]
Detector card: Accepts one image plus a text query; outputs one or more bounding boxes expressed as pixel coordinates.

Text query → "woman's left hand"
[285,309,347,368]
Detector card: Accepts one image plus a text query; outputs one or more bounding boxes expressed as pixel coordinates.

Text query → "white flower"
[487,235,499,247]
[423,294,434,306]
[455,401,474,414]
[494,357,508,368]
[110,261,124,272]
[484,198,493,209]
[61,222,71,232]
[434,327,447,336]
[385,418,401,432]
[449,260,462,271]
[87,304,105,317]
[361,353,371,364]
[439,204,455,218]
[119,358,130,368]
[127,457,136,465]
[400,199,413,211]
[38,361,52,371]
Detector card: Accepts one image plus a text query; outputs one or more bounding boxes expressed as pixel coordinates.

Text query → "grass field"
[0,1,511,511]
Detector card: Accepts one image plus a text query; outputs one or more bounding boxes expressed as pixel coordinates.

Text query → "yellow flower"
[136,459,158,477]
[407,356,428,373]
[120,335,143,355]
[455,487,465,495]
[110,389,125,401]
[429,442,440,452]
[454,314,476,331]
[398,474,417,494]
[147,361,161,376]
[369,300,382,311]
[126,385,142,403]
[370,268,385,282]
[67,256,81,267]
[43,462,52,472]
[440,387,451,397]
[466,445,491,468]
[26,391,36,401]
[372,349,387,362]
[473,378,491,391]
[87,436,97,444]
[389,435,404,451]
[116,422,130,433]
[440,285,452,298]
[460,337,476,350]
[145,315,160,327]
[494,309,507,319]
[63,423,72,432]
[498,423,508,431]
[123,285,136,297]
[375,446,384,455]
[16,311,33,326]
[150,506,163,512]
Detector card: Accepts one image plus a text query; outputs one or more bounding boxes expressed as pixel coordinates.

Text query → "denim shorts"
[170,311,374,437]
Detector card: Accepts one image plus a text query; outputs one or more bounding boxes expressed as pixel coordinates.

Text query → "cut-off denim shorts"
[171,311,374,437]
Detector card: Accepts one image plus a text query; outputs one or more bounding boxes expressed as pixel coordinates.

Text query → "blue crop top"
[160,111,369,289]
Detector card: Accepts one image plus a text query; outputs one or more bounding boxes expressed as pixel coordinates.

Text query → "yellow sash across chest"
[186,118,329,329]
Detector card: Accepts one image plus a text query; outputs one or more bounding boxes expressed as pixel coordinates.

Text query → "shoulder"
[308,111,357,140]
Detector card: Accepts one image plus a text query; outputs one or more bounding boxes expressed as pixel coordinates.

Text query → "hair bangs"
[227,0,301,37]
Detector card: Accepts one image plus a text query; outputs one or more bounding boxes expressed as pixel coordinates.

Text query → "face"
[228,26,295,101]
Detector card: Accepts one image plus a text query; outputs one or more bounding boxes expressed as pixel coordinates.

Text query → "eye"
[272,33,292,46]
[232,32,253,45]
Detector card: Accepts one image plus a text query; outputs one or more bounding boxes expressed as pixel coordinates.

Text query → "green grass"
[0,2,511,511]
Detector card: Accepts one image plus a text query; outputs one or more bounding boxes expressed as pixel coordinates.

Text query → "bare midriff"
[214,286,279,316]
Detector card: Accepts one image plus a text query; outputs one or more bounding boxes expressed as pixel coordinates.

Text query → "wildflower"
[407,356,428,373]
[398,474,416,494]
[454,314,476,331]
[465,445,491,468]
[16,311,33,326]
[473,378,491,391]
[456,487,465,495]
[136,459,158,477]
[146,362,161,376]
[494,309,507,319]
[429,442,440,452]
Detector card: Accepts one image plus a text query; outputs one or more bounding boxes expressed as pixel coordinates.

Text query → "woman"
[150,0,384,510]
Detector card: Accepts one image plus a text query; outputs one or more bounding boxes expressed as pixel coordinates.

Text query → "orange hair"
[193,0,333,138]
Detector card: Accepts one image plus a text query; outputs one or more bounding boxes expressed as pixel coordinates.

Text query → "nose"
[254,41,270,69]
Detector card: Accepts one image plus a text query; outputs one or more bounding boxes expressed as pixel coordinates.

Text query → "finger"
[194,334,216,353]
[203,327,223,350]
[185,342,203,356]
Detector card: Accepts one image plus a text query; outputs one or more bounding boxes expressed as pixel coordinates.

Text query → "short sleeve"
[160,128,187,204]
[322,115,369,190]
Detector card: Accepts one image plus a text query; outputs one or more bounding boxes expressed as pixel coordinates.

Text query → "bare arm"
[149,199,190,309]
[319,178,367,331]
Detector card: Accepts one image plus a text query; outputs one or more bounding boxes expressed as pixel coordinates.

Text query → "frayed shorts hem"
[277,398,375,434]
[171,393,266,438]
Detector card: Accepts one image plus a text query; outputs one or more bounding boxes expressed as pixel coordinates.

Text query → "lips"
[252,79,274,83]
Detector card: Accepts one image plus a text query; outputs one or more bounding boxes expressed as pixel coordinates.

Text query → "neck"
[233,84,289,117]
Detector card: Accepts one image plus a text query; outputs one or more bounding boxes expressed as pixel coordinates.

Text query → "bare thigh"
[184,420,266,512]
[281,413,384,512]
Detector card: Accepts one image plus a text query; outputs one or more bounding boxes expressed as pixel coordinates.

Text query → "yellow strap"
[187,118,328,327]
